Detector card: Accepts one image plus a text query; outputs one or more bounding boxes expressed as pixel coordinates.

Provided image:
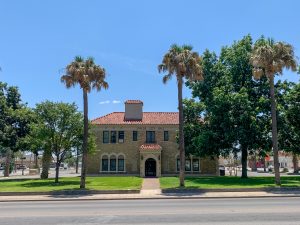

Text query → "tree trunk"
[263,157,266,172]
[241,146,248,178]
[34,152,38,168]
[75,148,79,174]
[269,75,281,185]
[177,77,185,187]
[80,90,88,189]
[41,149,51,179]
[55,158,60,183]
[4,149,11,177]
[293,153,299,173]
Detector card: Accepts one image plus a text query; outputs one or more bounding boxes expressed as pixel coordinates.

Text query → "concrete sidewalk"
[1,190,300,202]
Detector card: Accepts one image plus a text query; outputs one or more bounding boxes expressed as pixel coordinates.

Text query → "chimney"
[124,100,143,121]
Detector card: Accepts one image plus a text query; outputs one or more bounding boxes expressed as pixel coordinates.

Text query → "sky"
[0,0,299,119]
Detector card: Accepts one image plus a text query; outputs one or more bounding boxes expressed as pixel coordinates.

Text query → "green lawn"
[160,176,300,189]
[0,176,143,192]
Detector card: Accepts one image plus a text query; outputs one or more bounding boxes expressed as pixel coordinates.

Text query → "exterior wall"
[87,124,218,176]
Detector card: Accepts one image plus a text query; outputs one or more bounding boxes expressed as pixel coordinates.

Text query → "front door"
[145,158,156,177]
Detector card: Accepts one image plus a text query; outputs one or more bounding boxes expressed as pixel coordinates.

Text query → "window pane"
[118,131,124,143]
[118,159,124,171]
[110,159,116,171]
[102,159,108,171]
[164,131,169,141]
[103,131,109,143]
[133,131,138,141]
[193,159,199,171]
[146,131,155,143]
[111,131,116,143]
[177,159,180,171]
[185,159,191,171]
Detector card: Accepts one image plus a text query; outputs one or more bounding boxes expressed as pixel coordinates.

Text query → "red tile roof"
[125,100,143,104]
[140,144,162,151]
[91,112,179,125]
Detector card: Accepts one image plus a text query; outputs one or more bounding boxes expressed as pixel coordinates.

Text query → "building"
[87,100,218,177]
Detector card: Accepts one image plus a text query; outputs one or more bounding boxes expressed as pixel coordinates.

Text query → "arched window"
[118,155,125,172]
[110,155,117,171]
[102,155,108,172]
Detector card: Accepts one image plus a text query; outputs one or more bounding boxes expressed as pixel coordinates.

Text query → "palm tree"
[250,37,298,185]
[158,44,203,187]
[61,56,108,188]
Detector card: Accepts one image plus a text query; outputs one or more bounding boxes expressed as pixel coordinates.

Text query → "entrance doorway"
[145,158,156,177]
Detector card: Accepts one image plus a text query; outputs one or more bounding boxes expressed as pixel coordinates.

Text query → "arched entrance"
[145,158,156,177]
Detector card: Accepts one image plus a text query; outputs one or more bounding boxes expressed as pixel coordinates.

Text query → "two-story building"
[87,100,218,177]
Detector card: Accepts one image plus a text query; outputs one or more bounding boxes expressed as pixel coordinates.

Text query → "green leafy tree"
[278,81,300,172]
[187,36,272,178]
[32,101,84,183]
[158,44,203,187]
[250,37,298,185]
[0,82,33,177]
[61,56,108,188]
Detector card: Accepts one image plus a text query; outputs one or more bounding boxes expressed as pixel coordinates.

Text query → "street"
[0,197,300,224]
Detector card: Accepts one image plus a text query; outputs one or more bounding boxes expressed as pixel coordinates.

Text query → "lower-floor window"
[102,156,109,171]
[185,159,191,171]
[177,157,200,172]
[110,157,116,171]
[118,158,125,171]
[193,159,199,171]
[101,154,125,172]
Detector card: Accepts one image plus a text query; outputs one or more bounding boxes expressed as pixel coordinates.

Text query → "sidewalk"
[1,177,300,202]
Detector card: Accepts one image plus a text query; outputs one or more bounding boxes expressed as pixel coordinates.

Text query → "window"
[185,159,191,171]
[193,159,199,171]
[146,131,155,143]
[102,155,108,171]
[118,155,125,171]
[118,131,124,143]
[110,155,116,171]
[133,131,138,141]
[164,131,169,141]
[103,131,109,143]
[111,131,116,143]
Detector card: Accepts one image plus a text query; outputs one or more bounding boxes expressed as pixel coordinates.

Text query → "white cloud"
[112,100,121,104]
[99,100,110,104]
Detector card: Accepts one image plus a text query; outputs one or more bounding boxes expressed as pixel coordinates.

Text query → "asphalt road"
[0,197,300,225]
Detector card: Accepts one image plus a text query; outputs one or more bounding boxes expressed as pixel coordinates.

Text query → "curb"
[0,189,140,196]
[162,187,300,193]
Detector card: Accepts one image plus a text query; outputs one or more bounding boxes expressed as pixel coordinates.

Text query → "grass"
[0,176,143,192]
[160,176,300,189]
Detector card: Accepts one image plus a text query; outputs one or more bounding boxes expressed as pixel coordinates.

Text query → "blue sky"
[0,0,299,119]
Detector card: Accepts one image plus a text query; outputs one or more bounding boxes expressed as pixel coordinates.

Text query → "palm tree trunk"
[4,148,11,177]
[41,149,51,179]
[80,90,88,189]
[177,77,185,187]
[241,145,248,178]
[292,153,299,173]
[269,75,281,185]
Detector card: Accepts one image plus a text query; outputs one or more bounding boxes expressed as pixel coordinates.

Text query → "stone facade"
[87,100,218,177]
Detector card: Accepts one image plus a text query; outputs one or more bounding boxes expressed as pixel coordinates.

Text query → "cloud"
[99,100,110,104]
[112,100,121,104]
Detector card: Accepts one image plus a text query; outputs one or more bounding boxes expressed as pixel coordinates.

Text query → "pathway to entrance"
[140,178,161,196]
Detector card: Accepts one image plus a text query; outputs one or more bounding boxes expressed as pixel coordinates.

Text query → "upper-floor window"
[118,131,124,143]
[103,131,109,143]
[164,131,169,141]
[133,131,138,141]
[146,131,155,143]
[111,131,117,143]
